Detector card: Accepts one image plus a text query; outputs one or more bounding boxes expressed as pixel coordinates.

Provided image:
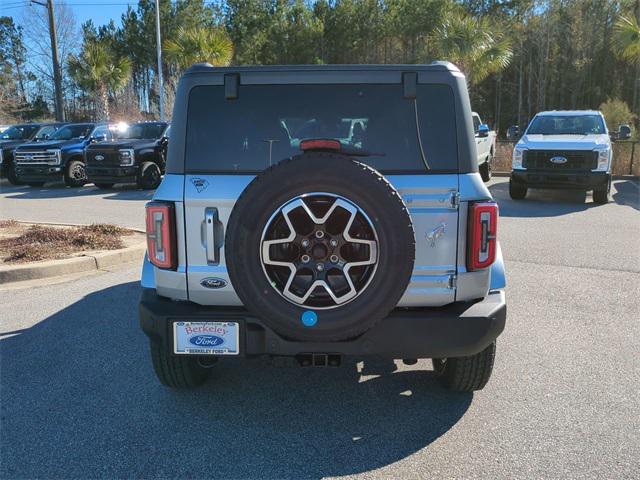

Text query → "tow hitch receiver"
[297,353,342,367]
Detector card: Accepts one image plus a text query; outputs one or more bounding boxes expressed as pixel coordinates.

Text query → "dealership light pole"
[31,0,65,121]
[155,0,165,121]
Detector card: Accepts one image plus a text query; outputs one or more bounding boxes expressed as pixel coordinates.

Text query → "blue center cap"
[301,310,318,327]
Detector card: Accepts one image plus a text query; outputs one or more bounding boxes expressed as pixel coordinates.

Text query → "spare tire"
[225,153,415,342]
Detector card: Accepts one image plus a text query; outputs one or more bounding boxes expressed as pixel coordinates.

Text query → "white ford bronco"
[139,63,507,392]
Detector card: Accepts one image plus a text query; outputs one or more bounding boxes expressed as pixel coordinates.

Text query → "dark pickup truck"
[85,121,169,190]
[0,123,65,185]
[14,123,115,187]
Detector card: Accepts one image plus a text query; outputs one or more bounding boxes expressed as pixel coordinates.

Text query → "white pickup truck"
[508,110,619,204]
[472,112,497,182]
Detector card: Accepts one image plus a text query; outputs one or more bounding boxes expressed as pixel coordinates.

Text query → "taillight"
[467,201,498,271]
[145,201,177,270]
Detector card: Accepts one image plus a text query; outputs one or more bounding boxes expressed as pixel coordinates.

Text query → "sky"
[2,1,132,30]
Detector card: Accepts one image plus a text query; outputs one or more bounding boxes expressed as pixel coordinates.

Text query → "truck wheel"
[64,160,87,187]
[225,153,415,342]
[593,180,610,205]
[433,341,496,392]
[480,155,492,182]
[6,164,23,185]
[94,183,114,189]
[508,179,527,199]
[137,161,162,189]
[149,341,210,388]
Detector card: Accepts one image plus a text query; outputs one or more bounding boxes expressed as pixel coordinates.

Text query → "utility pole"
[32,0,65,121]
[155,0,165,121]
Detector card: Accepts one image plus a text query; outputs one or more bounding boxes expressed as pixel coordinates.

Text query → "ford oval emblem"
[200,277,227,289]
[189,335,224,347]
[95,154,104,161]
[550,156,568,164]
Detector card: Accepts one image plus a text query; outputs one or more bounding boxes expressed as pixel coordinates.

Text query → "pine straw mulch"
[0,221,134,264]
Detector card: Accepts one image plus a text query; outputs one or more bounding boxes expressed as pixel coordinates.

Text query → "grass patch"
[0,223,133,263]
[0,219,19,228]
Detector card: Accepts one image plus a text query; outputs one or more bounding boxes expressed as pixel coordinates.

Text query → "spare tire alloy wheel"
[225,153,415,342]
[261,192,378,309]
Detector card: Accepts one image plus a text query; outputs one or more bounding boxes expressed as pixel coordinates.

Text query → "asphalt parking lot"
[1,177,639,479]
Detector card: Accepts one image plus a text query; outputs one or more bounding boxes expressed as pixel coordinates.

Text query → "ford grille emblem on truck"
[95,155,104,161]
[550,156,568,164]
[200,277,227,289]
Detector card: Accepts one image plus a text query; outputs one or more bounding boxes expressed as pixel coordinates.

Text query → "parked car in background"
[506,125,520,140]
[472,112,496,182]
[14,123,115,187]
[85,121,169,190]
[509,110,613,204]
[1,122,66,185]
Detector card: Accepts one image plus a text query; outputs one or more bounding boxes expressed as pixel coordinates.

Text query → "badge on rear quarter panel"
[200,277,227,289]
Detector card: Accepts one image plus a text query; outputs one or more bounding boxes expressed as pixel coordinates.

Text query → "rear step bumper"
[139,288,506,359]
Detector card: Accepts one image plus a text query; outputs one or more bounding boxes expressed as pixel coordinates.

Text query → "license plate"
[173,321,239,355]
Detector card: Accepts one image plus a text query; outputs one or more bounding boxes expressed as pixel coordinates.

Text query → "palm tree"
[613,15,640,64]
[613,15,640,118]
[164,26,233,70]
[68,40,131,121]
[430,13,512,85]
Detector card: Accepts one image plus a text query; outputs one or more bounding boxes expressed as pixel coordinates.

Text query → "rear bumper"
[139,288,506,359]
[86,165,138,183]
[15,164,63,181]
[511,170,609,190]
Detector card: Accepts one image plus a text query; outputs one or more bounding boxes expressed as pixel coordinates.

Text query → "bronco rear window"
[185,83,457,173]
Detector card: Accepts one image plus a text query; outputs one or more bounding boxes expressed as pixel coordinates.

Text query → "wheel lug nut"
[316,263,324,271]
[330,239,338,247]
[315,230,325,239]
[330,255,339,263]
[301,255,310,263]
[301,239,310,248]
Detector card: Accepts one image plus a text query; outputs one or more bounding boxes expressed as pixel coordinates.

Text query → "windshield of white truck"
[527,115,605,135]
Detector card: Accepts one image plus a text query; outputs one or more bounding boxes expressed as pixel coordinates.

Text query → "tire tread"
[436,342,496,392]
[149,341,209,389]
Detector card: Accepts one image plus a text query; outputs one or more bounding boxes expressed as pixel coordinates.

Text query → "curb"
[0,242,146,284]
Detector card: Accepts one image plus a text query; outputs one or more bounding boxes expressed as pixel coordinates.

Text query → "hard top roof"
[536,110,602,116]
[185,62,461,75]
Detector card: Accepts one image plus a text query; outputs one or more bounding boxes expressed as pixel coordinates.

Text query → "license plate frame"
[173,321,240,356]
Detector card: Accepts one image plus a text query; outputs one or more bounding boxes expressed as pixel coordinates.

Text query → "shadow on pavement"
[0,282,471,479]
[489,180,597,217]
[612,180,640,211]
[0,181,154,201]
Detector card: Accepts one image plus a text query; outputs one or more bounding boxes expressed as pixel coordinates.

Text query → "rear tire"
[149,341,210,389]
[433,342,496,392]
[137,162,162,190]
[94,182,114,189]
[509,179,527,199]
[480,155,492,182]
[64,160,87,187]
